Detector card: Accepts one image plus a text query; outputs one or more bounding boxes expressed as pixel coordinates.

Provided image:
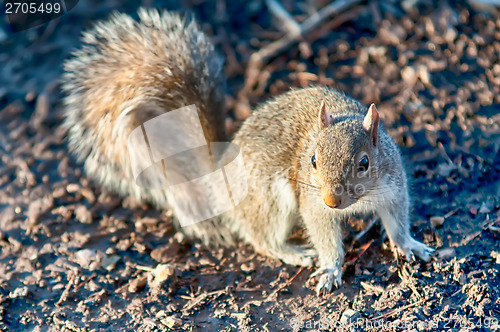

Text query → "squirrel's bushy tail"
[62,8,232,245]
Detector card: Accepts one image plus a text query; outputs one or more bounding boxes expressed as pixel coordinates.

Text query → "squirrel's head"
[311,101,380,210]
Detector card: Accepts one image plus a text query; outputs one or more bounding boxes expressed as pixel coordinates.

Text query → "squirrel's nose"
[323,194,341,209]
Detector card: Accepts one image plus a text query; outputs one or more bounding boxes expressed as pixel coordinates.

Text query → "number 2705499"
[5,2,62,14]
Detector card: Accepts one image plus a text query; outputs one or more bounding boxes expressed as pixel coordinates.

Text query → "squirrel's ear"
[318,101,332,128]
[363,103,379,146]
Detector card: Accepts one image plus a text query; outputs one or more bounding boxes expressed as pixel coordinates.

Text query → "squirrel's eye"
[358,156,369,172]
[311,155,317,169]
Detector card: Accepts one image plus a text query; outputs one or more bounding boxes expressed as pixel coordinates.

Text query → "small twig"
[345,239,374,266]
[56,273,77,306]
[182,289,226,313]
[459,230,481,246]
[243,0,362,94]
[300,0,362,33]
[450,287,462,298]
[266,0,360,63]
[235,285,263,292]
[30,18,59,49]
[398,265,421,299]
[266,0,301,37]
[354,217,380,243]
[408,282,421,299]
[306,5,364,42]
[345,217,379,254]
[267,266,305,300]
[438,142,454,165]
[370,0,382,26]
[136,265,154,272]
[444,208,459,219]
[371,298,428,320]
[74,272,97,291]
[483,216,500,232]
[285,266,305,285]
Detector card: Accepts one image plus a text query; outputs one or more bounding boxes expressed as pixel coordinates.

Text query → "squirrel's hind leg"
[261,243,315,267]
[252,219,316,268]
[245,214,315,267]
[236,177,314,267]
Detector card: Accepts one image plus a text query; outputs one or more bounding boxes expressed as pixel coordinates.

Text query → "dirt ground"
[0,0,499,331]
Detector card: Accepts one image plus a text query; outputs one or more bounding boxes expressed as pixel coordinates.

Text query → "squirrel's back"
[62,8,226,207]
[232,87,367,175]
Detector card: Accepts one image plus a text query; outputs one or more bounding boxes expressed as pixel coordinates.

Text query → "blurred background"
[1,0,499,124]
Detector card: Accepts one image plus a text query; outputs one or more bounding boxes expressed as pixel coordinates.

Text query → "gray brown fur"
[62,8,226,210]
[62,9,433,295]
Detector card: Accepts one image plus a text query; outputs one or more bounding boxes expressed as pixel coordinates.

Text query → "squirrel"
[61,8,434,295]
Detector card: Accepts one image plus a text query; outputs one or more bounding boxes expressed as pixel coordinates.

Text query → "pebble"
[430,216,445,227]
[9,287,29,299]
[340,309,360,324]
[128,276,147,293]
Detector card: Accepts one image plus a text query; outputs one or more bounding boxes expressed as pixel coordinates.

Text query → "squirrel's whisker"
[289,178,321,190]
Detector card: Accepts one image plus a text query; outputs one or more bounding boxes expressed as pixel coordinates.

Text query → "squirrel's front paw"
[310,267,342,296]
[396,237,434,262]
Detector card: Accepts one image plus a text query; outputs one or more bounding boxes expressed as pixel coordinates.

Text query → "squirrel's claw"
[395,238,434,262]
[311,267,342,295]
